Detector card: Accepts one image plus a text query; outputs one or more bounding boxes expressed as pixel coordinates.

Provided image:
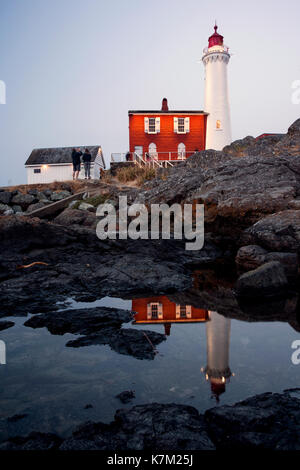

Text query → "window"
[216,120,222,129]
[178,118,185,133]
[144,117,160,134]
[147,302,163,320]
[174,117,190,134]
[178,143,186,159]
[176,304,192,319]
[180,305,187,318]
[34,168,41,173]
[151,304,158,319]
[149,118,156,133]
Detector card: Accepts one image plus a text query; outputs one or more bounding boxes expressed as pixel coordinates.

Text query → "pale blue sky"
[0,0,299,185]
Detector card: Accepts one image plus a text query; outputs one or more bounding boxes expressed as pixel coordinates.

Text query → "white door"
[134,146,143,157]
[149,143,158,160]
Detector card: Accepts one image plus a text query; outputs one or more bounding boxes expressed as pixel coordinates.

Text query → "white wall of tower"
[203,47,232,150]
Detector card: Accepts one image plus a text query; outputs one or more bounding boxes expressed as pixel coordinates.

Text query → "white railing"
[111,151,194,164]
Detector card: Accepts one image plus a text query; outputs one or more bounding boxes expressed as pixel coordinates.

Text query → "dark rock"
[24,307,133,336]
[0,191,12,205]
[43,189,53,198]
[116,390,135,404]
[27,189,38,196]
[0,203,10,214]
[60,403,215,450]
[24,307,165,360]
[84,404,93,409]
[11,205,22,213]
[205,391,300,449]
[11,193,35,209]
[235,261,289,298]
[2,391,299,450]
[241,210,300,253]
[236,245,298,277]
[288,118,300,136]
[66,328,166,360]
[7,413,28,423]
[50,190,71,201]
[0,432,63,450]
[235,245,268,271]
[54,208,97,229]
[0,320,14,331]
[26,202,48,213]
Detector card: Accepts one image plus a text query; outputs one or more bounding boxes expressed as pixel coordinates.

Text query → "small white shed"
[25,146,106,184]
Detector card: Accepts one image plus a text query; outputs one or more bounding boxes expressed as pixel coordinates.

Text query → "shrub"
[116,165,157,186]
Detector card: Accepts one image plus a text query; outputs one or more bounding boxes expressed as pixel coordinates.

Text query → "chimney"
[161,97,169,111]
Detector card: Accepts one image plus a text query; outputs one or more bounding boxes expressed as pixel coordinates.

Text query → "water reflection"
[132,297,233,401]
[132,296,208,336]
[203,311,233,402]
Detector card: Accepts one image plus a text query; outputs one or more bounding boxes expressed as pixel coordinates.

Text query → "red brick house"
[128,98,208,162]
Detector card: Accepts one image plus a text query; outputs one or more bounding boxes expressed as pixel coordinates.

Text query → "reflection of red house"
[132,296,208,335]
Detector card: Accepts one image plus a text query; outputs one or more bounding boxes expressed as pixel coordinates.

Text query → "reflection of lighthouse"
[203,311,233,401]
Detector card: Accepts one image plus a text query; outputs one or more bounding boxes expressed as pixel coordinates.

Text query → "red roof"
[208,24,224,48]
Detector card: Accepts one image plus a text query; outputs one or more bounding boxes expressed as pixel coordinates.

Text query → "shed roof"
[25,146,101,165]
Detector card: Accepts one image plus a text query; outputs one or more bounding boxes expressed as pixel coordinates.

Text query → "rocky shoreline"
[1,390,299,450]
[0,118,300,450]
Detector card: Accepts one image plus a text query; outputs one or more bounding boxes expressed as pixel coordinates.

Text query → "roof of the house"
[128,110,208,115]
[25,146,101,165]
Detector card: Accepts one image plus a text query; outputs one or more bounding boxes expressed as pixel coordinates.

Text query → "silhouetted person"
[82,148,92,179]
[72,148,82,180]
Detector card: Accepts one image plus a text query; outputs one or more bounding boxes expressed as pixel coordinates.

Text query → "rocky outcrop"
[236,245,298,277]
[61,403,215,451]
[1,391,299,450]
[0,432,63,450]
[0,320,14,331]
[0,215,222,316]
[24,306,166,360]
[54,208,97,228]
[240,210,300,253]
[116,390,135,404]
[235,261,289,298]
[0,188,75,215]
[205,390,300,449]
[223,118,300,158]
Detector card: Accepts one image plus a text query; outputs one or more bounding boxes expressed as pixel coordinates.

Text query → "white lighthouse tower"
[202,24,232,150]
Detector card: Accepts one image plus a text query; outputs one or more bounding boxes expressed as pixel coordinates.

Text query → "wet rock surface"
[1,391,299,450]
[0,215,222,317]
[116,390,136,404]
[0,320,14,331]
[205,390,300,450]
[235,261,289,298]
[236,245,298,277]
[24,307,166,360]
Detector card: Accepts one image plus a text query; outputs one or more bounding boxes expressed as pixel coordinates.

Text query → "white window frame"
[147,302,163,320]
[175,304,192,319]
[174,117,190,134]
[145,117,160,134]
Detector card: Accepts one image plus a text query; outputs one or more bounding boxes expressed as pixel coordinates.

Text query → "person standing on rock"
[72,148,82,180]
[82,148,92,179]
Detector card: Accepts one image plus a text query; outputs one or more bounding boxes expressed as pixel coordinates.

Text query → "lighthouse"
[203,311,233,401]
[202,24,232,151]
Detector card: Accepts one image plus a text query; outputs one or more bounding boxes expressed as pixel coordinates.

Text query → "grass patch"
[116,166,157,186]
